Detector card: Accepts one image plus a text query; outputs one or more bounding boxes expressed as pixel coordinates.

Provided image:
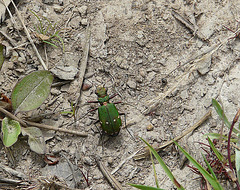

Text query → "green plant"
[30,10,65,52]
[1,70,53,154]
[129,137,224,190]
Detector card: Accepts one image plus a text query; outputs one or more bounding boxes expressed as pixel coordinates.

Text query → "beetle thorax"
[98,95,110,104]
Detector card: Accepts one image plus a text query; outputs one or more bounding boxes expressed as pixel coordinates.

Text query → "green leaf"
[174,141,224,190]
[21,127,45,154]
[212,99,239,133]
[140,138,185,190]
[0,43,4,71]
[236,134,240,183]
[11,70,54,113]
[128,183,165,190]
[2,117,21,147]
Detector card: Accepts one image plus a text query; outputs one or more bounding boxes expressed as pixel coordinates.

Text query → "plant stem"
[227,109,240,189]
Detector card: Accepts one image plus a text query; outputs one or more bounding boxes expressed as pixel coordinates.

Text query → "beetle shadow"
[98,133,124,152]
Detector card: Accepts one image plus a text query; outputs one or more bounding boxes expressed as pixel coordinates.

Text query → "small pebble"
[139,68,146,77]
[81,18,88,26]
[82,82,92,91]
[151,119,158,125]
[107,157,114,165]
[146,124,154,131]
[78,5,88,16]
[127,80,137,89]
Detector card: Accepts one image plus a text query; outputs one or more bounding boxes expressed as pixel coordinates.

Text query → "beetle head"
[95,86,108,98]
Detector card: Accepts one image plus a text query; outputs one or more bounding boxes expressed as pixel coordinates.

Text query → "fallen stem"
[0,107,88,137]
[95,157,124,190]
[133,110,212,160]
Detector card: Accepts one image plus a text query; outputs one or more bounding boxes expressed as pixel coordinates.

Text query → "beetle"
[88,86,123,136]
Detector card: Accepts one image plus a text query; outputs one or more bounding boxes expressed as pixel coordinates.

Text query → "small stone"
[50,66,78,80]
[107,157,114,165]
[78,5,88,16]
[139,68,146,77]
[127,80,137,89]
[151,119,158,125]
[42,0,54,4]
[84,157,94,166]
[82,82,92,91]
[15,68,25,73]
[54,5,64,13]
[146,124,154,131]
[51,88,61,95]
[81,18,88,25]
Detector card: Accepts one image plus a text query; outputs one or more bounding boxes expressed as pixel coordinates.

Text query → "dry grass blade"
[96,158,124,190]
[10,0,47,70]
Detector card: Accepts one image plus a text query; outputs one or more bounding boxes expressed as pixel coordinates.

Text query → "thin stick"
[0,107,88,137]
[133,110,212,160]
[10,0,47,70]
[111,150,140,175]
[95,158,124,190]
[74,24,91,109]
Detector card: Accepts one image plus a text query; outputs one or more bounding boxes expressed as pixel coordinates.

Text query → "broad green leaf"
[21,127,45,154]
[236,134,240,183]
[128,183,165,190]
[11,70,54,113]
[2,117,21,147]
[174,141,224,190]
[140,138,185,190]
[0,43,4,71]
[212,99,239,133]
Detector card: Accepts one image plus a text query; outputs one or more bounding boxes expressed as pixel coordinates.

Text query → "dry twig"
[0,107,88,137]
[96,157,124,190]
[10,0,47,70]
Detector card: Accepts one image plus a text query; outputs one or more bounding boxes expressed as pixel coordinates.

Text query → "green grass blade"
[128,183,165,190]
[207,137,225,162]
[174,141,223,190]
[204,133,237,143]
[42,40,58,48]
[140,138,185,190]
[202,153,218,180]
[236,134,240,183]
[150,152,159,188]
[212,99,239,133]
[0,43,4,70]
[53,34,65,52]
[29,10,44,33]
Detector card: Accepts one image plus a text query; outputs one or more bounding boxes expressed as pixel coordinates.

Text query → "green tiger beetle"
[88,86,125,137]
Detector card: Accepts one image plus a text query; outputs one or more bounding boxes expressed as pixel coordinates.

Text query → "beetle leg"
[87,100,99,103]
[112,101,122,104]
[119,113,136,141]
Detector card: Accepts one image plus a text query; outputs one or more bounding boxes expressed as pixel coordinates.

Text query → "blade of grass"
[140,138,185,190]
[204,133,237,143]
[29,10,44,33]
[42,41,58,48]
[0,43,4,70]
[212,99,239,133]
[174,141,223,190]
[207,137,225,163]
[150,151,159,188]
[128,183,165,190]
